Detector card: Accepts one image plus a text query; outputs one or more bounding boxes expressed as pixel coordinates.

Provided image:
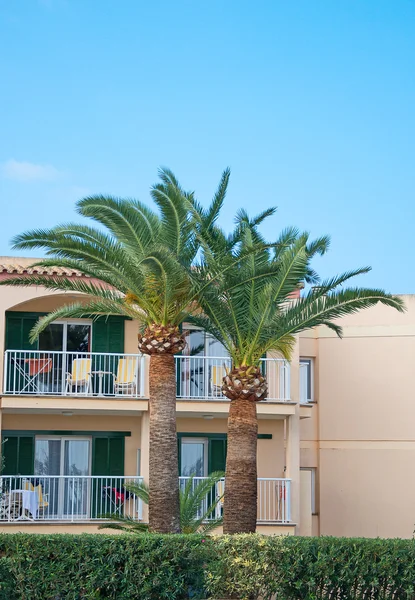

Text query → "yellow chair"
[216,479,225,518]
[65,358,92,394]
[114,358,138,395]
[211,366,225,397]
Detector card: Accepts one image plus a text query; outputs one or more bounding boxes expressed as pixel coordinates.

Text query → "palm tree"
[0,168,233,533]
[99,472,225,534]
[191,213,404,533]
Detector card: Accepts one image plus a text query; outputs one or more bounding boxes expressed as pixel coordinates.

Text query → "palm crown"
[2,168,233,340]
[190,210,404,368]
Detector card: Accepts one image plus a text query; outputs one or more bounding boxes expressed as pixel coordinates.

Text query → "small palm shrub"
[99,472,225,534]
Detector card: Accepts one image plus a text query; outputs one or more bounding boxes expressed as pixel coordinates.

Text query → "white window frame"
[34,435,92,519]
[35,435,92,476]
[39,319,93,352]
[300,357,314,403]
[301,466,317,514]
[180,437,208,477]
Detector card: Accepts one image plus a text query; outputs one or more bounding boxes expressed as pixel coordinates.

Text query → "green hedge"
[1,534,415,599]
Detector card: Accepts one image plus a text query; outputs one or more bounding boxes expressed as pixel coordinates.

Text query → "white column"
[286,334,301,531]
[286,409,301,531]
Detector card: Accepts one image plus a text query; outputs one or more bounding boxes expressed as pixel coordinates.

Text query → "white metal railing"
[0,475,144,522]
[179,476,291,523]
[179,476,224,521]
[0,475,290,524]
[175,356,291,401]
[3,350,146,398]
[257,478,291,523]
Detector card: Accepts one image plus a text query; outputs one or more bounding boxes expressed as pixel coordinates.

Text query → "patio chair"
[211,365,225,397]
[23,480,49,513]
[0,492,21,521]
[65,358,92,394]
[216,479,225,518]
[113,358,138,395]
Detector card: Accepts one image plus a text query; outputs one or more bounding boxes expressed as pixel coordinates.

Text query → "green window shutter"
[5,313,39,350]
[108,319,125,354]
[92,317,125,354]
[209,439,227,473]
[18,437,34,475]
[92,437,125,476]
[92,438,109,476]
[90,435,125,518]
[2,435,34,475]
[2,437,18,475]
[108,438,124,476]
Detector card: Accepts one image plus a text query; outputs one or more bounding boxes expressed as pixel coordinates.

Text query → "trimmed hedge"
[1,533,415,599]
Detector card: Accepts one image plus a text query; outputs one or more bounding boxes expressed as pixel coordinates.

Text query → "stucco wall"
[309,295,415,538]
[177,416,285,478]
[2,413,142,475]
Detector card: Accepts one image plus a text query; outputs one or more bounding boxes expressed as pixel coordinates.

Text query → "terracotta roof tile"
[0,257,88,277]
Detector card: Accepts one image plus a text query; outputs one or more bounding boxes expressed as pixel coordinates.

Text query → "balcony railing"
[0,475,144,522]
[257,478,291,523]
[3,351,290,402]
[3,350,147,398]
[175,356,291,401]
[0,476,291,524]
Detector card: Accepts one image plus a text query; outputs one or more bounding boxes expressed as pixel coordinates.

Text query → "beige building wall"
[301,295,415,539]
[2,413,142,475]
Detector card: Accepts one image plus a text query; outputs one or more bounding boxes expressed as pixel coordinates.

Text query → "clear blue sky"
[1,0,414,292]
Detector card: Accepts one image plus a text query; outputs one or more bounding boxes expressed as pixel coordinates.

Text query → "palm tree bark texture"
[222,365,265,534]
[223,397,258,533]
[139,323,186,533]
[148,353,180,533]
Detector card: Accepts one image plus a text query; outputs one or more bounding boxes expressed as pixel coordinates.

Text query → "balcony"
[176,356,290,401]
[3,351,291,402]
[0,475,291,524]
[3,350,147,399]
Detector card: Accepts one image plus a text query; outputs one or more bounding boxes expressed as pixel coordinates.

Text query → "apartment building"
[0,257,412,538]
[0,258,312,534]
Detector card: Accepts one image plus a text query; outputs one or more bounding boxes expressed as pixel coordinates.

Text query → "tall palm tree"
[191,213,404,533]
[0,168,234,533]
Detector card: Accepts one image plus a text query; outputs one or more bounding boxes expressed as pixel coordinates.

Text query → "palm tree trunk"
[148,353,180,533]
[223,398,258,533]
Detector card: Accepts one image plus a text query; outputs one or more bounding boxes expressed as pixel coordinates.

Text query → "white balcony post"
[3,352,8,395]
[285,334,301,530]
[139,412,150,522]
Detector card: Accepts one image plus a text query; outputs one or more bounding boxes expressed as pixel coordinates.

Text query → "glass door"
[180,438,208,477]
[182,326,230,397]
[35,437,91,519]
[180,438,209,518]
[38,324,64,393]
[38,321,92,394]
[63,439,91,518]
[182,328,206,397]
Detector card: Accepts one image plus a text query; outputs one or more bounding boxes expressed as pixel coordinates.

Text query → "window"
[300,358,313,403]
[39,320,92,353]
[182,325,228,358]
[301,467,317,514]
[180,438,208,477]
[180,325,230,398]
[35,436,91,518]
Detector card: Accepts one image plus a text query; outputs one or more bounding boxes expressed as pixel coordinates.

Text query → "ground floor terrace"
[0,409,312,535]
